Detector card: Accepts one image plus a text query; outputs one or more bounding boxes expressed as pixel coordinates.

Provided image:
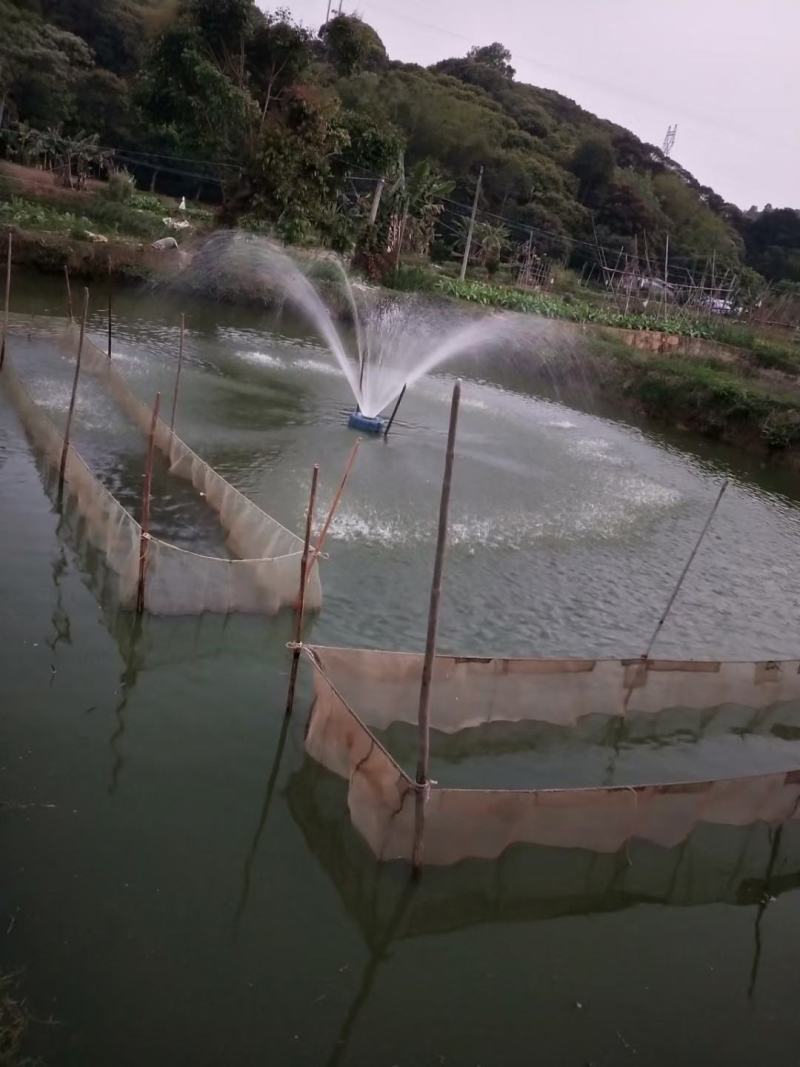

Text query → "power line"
[358,0,776,154]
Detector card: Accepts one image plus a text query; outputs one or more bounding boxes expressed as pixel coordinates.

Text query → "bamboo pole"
[394,198,409,273]
[136,392,161,616]
[459,167,483,281]
[368,177,385,226]
[169,314,186,431]
[64,265,74,322]
[413,380,461,871]
[383,384,407,439]
[57,287,89,503]
[0,231,10,371]
[107,260,113,359]
[305,439,360,586]
[285,464,320,717]
[622,479,729,711]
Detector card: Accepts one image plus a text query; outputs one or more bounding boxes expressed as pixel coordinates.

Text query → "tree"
[569,135,615,204]
[137,23,255,159]
[248,9,311,125]
[466,42,515,80]
[236,86,350,242]
[73,68,133,144]
[745,207,800,282]
[0,0,92,128]
[320,15,387,76]
[340,109,403,174]
[186,0,257,70]
[36,0,146,74]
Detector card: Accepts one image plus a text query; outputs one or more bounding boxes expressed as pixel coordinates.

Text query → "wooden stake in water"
[136,392,161,616]
[413,380,461,871]
[305,439,360,587]
[0,232,11,371]
[107,260,113,359]
[169,314,186,432]
[285,464,320,717]
[64,265,74,322]
[57,288,89,504]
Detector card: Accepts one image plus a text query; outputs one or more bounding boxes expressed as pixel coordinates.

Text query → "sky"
[270,0,800,210]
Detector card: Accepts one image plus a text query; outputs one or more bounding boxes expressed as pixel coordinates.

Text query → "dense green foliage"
[1,0,799,283]
[616,352,800,450]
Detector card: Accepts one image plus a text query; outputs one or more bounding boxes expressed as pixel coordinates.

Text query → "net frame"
[2,320,322,614]
[302,644,800,866]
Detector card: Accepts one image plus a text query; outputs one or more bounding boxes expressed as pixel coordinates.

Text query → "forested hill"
[2,0,799,286]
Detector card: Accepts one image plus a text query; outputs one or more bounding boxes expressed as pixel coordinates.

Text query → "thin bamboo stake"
[136,392,161,616]
[169,314,185,431]
[305,439,360,585]
[107,260,113,359]
[394,199,409,273]
[623,479,729,710]
[57,288,89,504]
[285,464,320,717]
[0,232,10,371]
[383,384,407,439]
[64,265,74,322]
[413,380,461,872]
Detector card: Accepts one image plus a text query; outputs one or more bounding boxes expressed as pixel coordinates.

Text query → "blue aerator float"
[348,384,407,438]
[348,410,385,434]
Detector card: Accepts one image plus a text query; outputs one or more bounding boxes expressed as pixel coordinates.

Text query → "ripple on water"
[234,349,285,369]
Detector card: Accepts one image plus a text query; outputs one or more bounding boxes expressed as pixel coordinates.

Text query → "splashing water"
[179,232,512,418]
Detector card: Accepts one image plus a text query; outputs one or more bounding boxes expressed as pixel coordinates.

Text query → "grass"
[596,339,800,449]
[0,973,36,1066]
[0,190,180,242]
[0,177,213,244]
[383,273,800,372]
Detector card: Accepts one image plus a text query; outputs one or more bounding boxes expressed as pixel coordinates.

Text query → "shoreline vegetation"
[3,171,800,465]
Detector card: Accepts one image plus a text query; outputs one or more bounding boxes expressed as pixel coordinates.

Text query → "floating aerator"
[348,410,384,434]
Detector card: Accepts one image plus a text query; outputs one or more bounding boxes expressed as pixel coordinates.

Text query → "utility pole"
[368,177,385,226]
[459,165,483,282]
[324,0,332,21]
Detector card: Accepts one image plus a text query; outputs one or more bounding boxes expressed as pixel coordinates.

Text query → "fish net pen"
[286,754,800,929]
[301,645,800,866]
[2,314,322,615]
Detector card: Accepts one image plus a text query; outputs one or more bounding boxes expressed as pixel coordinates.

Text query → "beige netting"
[287,758,800,925]
[302,645,800,865]
[2,324,321,615]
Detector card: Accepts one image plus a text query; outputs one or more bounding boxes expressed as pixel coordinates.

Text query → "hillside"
[1,0,799,289]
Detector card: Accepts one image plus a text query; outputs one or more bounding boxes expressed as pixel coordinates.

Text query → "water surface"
[3,270,800,1065]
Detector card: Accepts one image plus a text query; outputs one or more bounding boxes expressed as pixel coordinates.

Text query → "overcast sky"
[273,0,799,210]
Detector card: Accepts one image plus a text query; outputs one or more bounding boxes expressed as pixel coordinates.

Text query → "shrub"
[103,169,136,203]
[128,190,165,213]
[384,264,438,292]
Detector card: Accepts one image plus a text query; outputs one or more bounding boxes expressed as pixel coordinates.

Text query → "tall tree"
[569,135,615,205]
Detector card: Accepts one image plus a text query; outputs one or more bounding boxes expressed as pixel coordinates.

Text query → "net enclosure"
[302,645,800,866]
[2,316,321,615]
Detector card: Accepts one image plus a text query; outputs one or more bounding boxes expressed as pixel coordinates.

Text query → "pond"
[2,268,800,1065]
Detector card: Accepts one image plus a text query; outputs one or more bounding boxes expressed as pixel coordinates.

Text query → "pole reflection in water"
[285,756,800,1061]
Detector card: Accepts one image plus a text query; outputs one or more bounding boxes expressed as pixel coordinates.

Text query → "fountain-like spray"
[179,232,511,425]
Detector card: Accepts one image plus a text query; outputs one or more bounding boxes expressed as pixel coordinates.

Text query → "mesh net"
[303,645,800,865]
[2,320,321,615]
[287,758,800,930]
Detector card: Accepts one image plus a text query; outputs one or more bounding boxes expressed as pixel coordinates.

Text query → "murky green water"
[3,270,800,1065]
